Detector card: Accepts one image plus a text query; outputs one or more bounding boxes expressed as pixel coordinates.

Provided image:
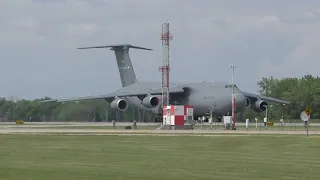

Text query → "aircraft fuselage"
[119,82,247,118]
[186,83,247,117]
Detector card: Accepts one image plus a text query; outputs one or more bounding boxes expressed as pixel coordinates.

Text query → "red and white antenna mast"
[159,23,173,107]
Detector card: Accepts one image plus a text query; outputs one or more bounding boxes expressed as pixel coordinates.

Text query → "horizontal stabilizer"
[77,44,152,51]
[38,99,57,103]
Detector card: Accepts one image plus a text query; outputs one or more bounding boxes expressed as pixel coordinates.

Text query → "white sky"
[1,0,320,99]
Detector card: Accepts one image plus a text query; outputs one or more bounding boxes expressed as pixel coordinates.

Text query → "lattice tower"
[158,23,173,107]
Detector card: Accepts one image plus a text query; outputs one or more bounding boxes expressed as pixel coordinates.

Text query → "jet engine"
[142,96,160,108]
[245,97,251,107]
[110,98,128,111]
[251,99,268,112]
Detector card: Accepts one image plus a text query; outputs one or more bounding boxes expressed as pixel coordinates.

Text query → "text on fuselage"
[204,96,214,100]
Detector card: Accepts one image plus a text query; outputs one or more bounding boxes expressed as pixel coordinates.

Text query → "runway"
[1,121,319,127]
[0,126,318,136]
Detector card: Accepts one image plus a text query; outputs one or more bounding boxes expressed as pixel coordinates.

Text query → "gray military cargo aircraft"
[41,44,290,121]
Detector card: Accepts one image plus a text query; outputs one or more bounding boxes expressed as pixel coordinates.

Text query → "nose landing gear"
[216,117,222,122]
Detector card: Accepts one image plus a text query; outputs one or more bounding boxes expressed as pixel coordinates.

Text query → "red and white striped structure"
[159,23,173,108]
[163,105,194,126]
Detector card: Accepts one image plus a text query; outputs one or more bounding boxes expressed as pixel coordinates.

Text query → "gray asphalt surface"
[0,121,318,127]
[0,122,160,127]
[0,126,318,135]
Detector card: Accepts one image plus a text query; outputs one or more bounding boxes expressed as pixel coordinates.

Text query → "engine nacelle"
[251,100,268,112]
[245,97,251,107]
[110,98,128,111]
[142,96,160,108]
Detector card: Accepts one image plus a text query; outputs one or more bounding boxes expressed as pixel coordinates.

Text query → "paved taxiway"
[1,122,319,127]
[0,122,319,136]
[0,127,319,136]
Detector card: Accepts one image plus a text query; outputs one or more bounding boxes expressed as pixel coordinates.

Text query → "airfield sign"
[300,110,311,136]
[305,106,312,116]
[300,111,310,122]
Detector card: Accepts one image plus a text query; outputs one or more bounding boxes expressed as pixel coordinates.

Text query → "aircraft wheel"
[217,117,222,122]
[154,116,163,123]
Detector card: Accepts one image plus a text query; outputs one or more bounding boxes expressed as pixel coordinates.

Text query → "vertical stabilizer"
[77,44,152,87]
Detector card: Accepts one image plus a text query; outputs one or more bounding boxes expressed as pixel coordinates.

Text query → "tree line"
[243,74,320,121]
[0,97,140,122]
[0,75,318,122]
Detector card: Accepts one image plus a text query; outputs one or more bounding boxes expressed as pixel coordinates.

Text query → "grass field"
[0,134,320,180]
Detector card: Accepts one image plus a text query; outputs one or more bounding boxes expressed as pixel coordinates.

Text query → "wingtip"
[77,47,92,49]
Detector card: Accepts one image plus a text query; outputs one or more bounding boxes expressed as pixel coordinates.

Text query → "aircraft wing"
[242,92,290,104]
[40,86,185,103]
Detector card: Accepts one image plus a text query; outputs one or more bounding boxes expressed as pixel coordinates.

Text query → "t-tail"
[77,44,152,87]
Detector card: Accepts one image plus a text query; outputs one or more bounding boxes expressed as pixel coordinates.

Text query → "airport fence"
[192,121,320,131]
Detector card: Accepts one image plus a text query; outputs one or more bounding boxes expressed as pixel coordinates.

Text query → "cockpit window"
[225,84,237,88]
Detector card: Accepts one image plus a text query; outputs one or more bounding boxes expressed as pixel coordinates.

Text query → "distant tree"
[242,74,320,120]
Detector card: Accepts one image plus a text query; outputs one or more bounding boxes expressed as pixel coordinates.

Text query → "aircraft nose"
[235,93,246,109]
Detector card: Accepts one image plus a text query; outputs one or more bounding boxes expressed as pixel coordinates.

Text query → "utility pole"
[230,62,237,130]
[266,105,268,121]
[209,107,213,130]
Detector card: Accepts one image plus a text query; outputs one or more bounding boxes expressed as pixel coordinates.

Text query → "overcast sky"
[1,0,320,100]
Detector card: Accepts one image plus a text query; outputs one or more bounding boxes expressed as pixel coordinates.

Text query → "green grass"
[0,134,320,180]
